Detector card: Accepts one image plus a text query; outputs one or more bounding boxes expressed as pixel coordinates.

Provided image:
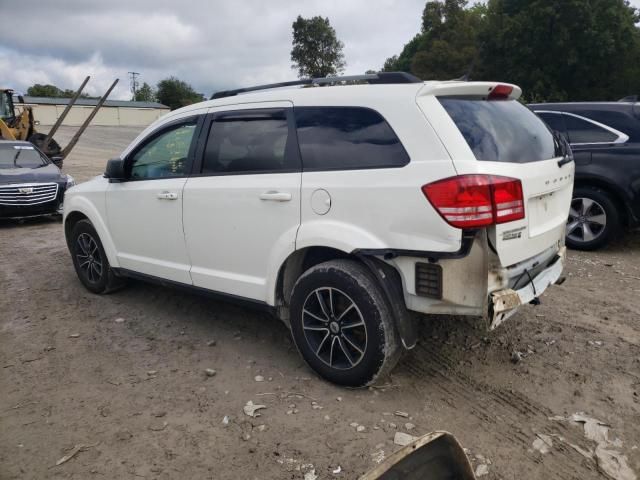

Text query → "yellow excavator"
[0,76,118,167]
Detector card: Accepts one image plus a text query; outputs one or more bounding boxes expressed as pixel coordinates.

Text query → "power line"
[128,71,140,100]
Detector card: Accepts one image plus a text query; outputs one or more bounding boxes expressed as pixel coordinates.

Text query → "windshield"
[0,144,48,169]
[0,92,13,120]
[439,98,557,163]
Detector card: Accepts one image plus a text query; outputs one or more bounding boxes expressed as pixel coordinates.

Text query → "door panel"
[183,102,301,303]
[183,172,301,301]
[105,117,199,284]
[106,178,191,283]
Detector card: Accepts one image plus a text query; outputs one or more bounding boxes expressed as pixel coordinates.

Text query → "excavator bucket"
[360,432,476,480]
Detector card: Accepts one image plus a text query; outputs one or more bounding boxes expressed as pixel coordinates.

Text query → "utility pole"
[128,71,140,100]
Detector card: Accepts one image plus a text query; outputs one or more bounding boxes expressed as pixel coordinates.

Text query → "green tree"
[291,15,346,78]
[156,77,203,110]
[27,84,63,97]
[383,1,485,80]
[478,0,640,101]
[134,82,156,102]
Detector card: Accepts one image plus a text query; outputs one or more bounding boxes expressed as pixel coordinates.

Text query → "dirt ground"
[1,126,639,480]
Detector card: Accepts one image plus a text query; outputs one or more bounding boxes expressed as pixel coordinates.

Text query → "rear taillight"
[422,175,524,229]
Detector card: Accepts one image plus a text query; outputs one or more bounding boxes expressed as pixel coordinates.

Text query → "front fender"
[64,194,119,268]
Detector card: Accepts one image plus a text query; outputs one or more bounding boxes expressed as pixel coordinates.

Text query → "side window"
[130,121,196,179]
[537,112,568,141]
[294,107,410,171]
[202,110,294,174]
[564,114,618,144]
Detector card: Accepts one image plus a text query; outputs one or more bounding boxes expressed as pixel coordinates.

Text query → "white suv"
[64,73,573,386]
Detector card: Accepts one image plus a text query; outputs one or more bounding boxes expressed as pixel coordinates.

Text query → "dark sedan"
[531,101,640,250]
[0,140,74,218]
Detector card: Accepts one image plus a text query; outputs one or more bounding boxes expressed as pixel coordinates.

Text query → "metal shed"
[16,96,170,127]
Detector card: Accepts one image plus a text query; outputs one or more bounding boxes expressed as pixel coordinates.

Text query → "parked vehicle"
[64,73,573,386]
[0,140,74,219]
[531,100,640,250]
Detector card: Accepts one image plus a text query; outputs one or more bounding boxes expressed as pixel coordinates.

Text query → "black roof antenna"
[453,56,478,82]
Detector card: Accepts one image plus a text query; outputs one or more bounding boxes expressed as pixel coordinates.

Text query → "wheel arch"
[274,246,417,350]
[63,200,120,267]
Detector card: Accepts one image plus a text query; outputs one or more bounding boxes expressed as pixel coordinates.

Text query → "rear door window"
[202,109,297,174]
[294,107,409,171]
[439,98,556,163]
[563,114,619,144]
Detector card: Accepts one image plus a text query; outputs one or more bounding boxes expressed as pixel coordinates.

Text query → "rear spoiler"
[418,81,522,100]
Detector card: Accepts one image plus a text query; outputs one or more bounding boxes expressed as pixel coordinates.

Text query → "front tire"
[289,260,401,387]
[69,219,124,294]
[566,187,620,250]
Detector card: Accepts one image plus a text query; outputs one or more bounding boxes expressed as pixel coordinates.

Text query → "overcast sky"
[1,0,639,101]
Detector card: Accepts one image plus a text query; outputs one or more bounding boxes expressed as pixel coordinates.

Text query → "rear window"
[294,107,409,171]
[563,115,619,144]
[439,98,556,163]
[0,144,47,169]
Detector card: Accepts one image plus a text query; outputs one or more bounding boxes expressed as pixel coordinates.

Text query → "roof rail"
[619,95,638,103]
[210,72,422,100]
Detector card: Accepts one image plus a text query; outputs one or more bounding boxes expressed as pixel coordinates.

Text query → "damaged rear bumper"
[489,246,566,330]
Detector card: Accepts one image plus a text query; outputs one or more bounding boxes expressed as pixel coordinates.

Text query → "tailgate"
[418,86,574,266]
[487,159,573,266]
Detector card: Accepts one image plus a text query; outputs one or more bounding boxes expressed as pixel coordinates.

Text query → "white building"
[18,96,170,127]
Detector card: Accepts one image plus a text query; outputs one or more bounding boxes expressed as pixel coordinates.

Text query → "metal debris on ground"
[549,412,637,480]
[475,464,489,477]
[114,317,125,323]
[254,375,264,382]
[205,368,216,377]
[370,450,385,464]
[532,433,553,454]
[243,400,266,417]
[394,411,409,418]
[304,468,318,480]
[394,432,418,446]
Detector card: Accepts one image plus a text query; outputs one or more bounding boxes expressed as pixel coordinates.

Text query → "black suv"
[530,101,640,250]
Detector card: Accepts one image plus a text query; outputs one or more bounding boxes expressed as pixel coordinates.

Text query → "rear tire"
[566,187,620,251]
[69,219,125,294]
[289,259,401,387]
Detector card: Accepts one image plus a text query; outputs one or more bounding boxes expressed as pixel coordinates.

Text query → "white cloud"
[1,0,638,101]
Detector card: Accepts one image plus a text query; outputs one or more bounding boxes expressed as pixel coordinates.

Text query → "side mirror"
[105,158,126,182]
[50,156,64,169]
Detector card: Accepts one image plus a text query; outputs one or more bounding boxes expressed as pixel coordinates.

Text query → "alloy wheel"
[301,287,367,370]
[567,197,607,244]
[76,232,103,283]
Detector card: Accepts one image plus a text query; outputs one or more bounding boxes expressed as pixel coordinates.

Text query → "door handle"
[259,191,292,202]
[157,191,178,200]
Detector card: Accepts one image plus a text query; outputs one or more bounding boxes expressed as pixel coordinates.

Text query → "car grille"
[0,183,59,206]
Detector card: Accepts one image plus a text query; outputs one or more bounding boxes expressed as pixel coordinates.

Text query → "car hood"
[0,164,65,184]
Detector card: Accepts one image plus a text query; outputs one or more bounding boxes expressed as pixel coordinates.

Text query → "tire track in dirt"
[401,341,602,480]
